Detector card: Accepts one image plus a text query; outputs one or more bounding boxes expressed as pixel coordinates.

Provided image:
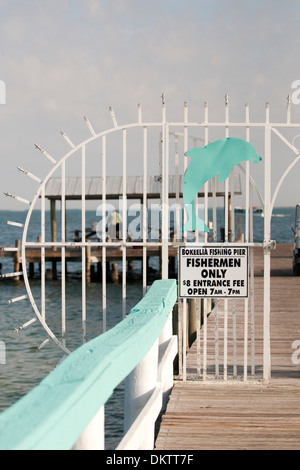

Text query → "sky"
[1,0,300,211]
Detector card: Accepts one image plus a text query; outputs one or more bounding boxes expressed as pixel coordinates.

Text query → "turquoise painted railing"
[0,279,177,450]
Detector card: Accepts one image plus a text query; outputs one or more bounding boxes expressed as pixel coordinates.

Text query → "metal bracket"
[264,240,276,250]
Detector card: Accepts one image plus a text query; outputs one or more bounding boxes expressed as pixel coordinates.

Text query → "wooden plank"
[156,382,300,450]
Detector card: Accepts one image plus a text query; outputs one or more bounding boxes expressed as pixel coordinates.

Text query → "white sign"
[179,245,248,298]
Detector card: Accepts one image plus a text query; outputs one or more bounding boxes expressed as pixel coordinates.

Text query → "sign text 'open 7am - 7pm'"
[179,246,249,298]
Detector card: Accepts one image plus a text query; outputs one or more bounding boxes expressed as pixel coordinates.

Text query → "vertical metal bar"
[122,245,126,319]
[81,145,87,343]
[212,303,218,380]
[41,185,45,321]
[182,102,188,381]
[203,103,209,379]
[249,177,255,377]
[249,183,256,376]
[223,300,228,381]
[61,159,66,347]
[227,92,235,243]
[227,100,234,243]
[245,104,250,242]
[102,136,107,333]
[233,300,237,378]
[263,104,271,382]
[183,103,188,243]
[224,95,229,242]
[174,134,180,242]
[193,137,199,244]
[250,244,255,375]
[196,299,201,377]
[142,126,148,296]
[122,129,127,319]
[165,122,170,268]
[138,102,142,124]
[224,95,229,380]
[229,178,235,242]
[212,176,217,242]
[203,299,207,381]
[161,97,169,280]
[182,299,187,381]
[204,101,217,242]
[178,299,183,378]
[204,106,209,243]
[243,298,249,381]
[244,103,251,381]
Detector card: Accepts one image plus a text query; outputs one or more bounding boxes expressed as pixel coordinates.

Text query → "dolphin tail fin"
[181,217,210,233]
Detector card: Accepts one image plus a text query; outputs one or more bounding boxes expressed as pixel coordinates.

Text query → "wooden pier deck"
[155,244,300,450]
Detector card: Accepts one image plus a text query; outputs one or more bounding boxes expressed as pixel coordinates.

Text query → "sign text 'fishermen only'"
[179,246,248,298]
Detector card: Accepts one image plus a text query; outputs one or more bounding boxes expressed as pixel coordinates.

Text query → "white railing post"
[158,313,175,411]
[72,406,105,450]
[124,338,159,449]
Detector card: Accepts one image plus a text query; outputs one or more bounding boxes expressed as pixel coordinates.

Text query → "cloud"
[1,0,300,209]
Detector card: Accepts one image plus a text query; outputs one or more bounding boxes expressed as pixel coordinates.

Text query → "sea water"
[0,207,296,449]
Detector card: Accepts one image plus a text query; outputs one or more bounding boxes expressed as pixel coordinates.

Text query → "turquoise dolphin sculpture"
[182,137,262,233]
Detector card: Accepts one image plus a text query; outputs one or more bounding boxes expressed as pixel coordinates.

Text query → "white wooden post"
[72,406,105,450]
[158,313,174,411]
[124,338,159,449]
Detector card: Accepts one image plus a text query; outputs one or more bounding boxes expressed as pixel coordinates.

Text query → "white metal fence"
[5,96,300,383]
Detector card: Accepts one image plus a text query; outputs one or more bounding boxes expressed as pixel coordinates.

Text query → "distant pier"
[0,242,178,282]
[1,242,296,282]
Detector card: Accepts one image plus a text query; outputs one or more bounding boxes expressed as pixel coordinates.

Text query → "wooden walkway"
[155,244,300,450]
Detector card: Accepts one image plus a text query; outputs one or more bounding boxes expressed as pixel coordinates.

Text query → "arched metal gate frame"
[3,96,300,383]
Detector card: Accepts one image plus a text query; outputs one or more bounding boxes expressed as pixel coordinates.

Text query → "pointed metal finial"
[83,116,96,136]
[109,107,118,128]
[4,192,30,205]
[34,144,57,164]
[60,131,75,148]
[17,166,41,183]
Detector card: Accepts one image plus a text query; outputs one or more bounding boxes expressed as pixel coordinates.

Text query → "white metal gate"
[3,95,300,383]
